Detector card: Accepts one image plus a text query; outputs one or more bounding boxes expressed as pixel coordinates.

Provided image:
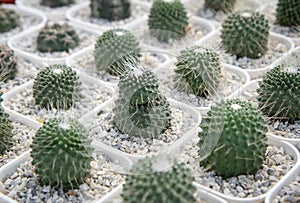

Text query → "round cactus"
[198,99,268,178]
[276,0,300,26]
[148,0,189,42]
[113,69,171,137]
[90,0,131,21]
[94,28,141,76]
[0,45,17,82]
[40,0,74,8]
[257,65,300,121]
[175,46,222,97]
[204,0,236,13]
[37,23,79,53]
[221,10,270,59]
[0,7,20,33]
[30,117,93,191]
[122,157,196,203]
[32,64,82,110]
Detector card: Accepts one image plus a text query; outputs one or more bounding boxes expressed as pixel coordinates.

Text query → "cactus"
[32,64,82,110]
[113,69,171,137]
[276,0,300,26]
[198,99,268,178]
[257,65,300,121]
[0,45,17,82]
[90,0,131,21]
[0,7,20,33]
[40,0,74,8]
[148,0,189,42]
[94,28,141,76]
[37,23,79,53]
[122,157,196,203]
[30,116,93,191]
[221,10,270,59]
[175,45,222,97]
[204,0,236,13]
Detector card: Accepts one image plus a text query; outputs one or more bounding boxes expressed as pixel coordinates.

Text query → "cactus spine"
[276,0,300,26]
[0,45,17,82]
[0,7,20,33]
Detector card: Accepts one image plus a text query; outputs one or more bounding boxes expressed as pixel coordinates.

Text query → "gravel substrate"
[272,176,300,203]
[0,151,125,203]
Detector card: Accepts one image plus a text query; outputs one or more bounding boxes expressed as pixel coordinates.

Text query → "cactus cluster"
[198,99,268,178]
[221,10,270,59]
[90,0,131,21]
[148,0,189,42]
[276,0,300,26]
[175,46,222,97]
[94,28,141,76]
[204,0,236,13]
[257,65,300,121]
[122,157,196,203]
[37,23,80,53]
[0,45,17,82]
[0,7,20,33]
[32,64,82,110]
[40,0,74,8]
[113,69,171,137]
[30,117,93,191]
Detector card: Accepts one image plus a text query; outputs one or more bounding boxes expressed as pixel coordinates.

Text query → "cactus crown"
[204,0,236,13]
[175,45,222,97]
[32,64,82,110]
[257,64,300,121]
[0,45,17,82]
[113,69,171,137]
[94,28,141,76]
[37,23,79,53]
[122,157,196,203]
[276,0,300,26]
[30,116,93,191]
[221,10,270,59]
[148,0,189,42]
[90,0,131,21]
[40,0,74,8]
[198,99,268,178]
[0,7,20,33]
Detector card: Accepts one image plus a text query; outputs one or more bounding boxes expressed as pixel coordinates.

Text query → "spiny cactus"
[257,65,300,121]
[113,69,171,137]
[276,0,300,26]
[94,28,141,76]
[0,7,20,33]
[221,10,270,59]
[148,0,189,42]
[198,99,268,178]
[90,0,131,21]
[30,116,93,191]
[204,0,236,13]
[122,157,196,203]
[175,45,222,97]
[40,0,74,8]
[32,64,82,110]
[37,23,79,53]
[0,45,17,82]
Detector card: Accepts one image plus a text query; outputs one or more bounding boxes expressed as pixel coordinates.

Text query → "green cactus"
[276,0,300,26]
[257,65,300,121]
[37,23,79,53]
[175,46,222,97]
[0,7,20,33]
[30,116,93,191]
[0,45,17,82]
[198,99,268,178]
[204,0,236,13]
[113,69,171,137]
[148,0,189,42]
[221,10,270,59]
[94,28,141,76]
[90,0,131,21]
[40,0,74,8]
[32,64,82,110]
[122,157,196,203]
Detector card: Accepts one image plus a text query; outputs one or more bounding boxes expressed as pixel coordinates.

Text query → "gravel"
[272,176,300,203]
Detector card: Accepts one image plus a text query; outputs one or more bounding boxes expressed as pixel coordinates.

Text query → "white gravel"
[273,176,300,203]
